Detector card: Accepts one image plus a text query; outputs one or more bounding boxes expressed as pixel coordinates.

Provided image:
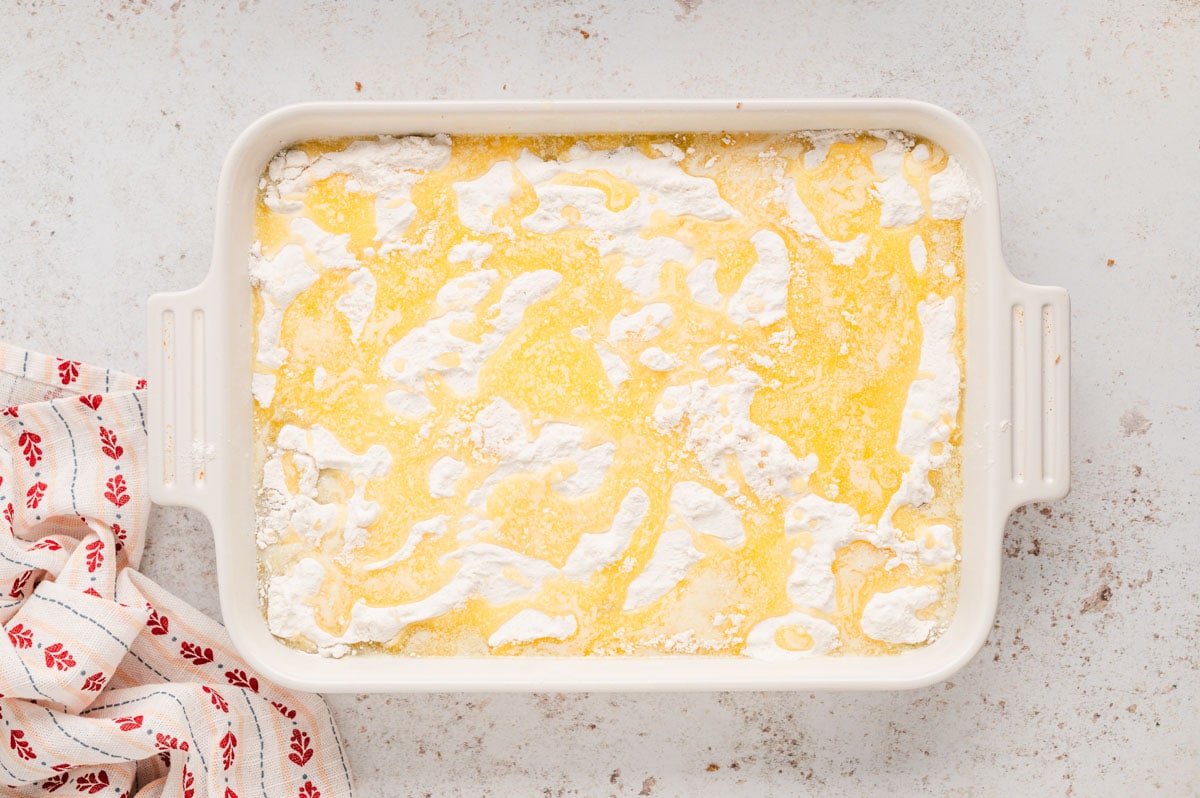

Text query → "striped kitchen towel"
[0,343,353,798]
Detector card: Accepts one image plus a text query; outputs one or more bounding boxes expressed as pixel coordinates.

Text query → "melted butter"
[252,132,966,657]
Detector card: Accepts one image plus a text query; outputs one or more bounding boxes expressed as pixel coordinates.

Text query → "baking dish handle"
[146,280,218,513]
[999,277,1071,510]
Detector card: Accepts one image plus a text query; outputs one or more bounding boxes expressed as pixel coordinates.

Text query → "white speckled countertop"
[2,1,1197,794]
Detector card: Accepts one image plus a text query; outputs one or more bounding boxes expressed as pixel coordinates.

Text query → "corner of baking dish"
[146,100,1070,692]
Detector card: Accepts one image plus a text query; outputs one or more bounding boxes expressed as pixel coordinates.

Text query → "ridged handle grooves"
[147,283,215,511]
[1001,278,1071,509]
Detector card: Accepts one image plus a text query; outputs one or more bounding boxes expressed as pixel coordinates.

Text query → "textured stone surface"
[2,0,1197,794]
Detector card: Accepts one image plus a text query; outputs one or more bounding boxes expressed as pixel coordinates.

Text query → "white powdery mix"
[653,365,816,500]
[252,373,276,408]
[265,134,452,225]
[668,481,745,547]
[381,269,561,416]
[881,296,961,529]
[909,234,928,273]
[727,230,792,327]
[447,240,493,265]
[257,424,392,561]
[608,302,674,342]
[268,544,559,655]
[362,515,449,571]
[774,175,867,266]
[562,488,650,582]
[279,425,391,558]
[860,585,940,644]
[685,259,721,307]
[335,267,377,341]
[917,523,957,566]
[452,142,737,297]
[249,244,317,370]
[596,344,632,387]
[488,609,578,647]
[744,612,841,660]
[289,217,359,270]
[869,134,924,228]
[929,157,976,220]
[428,456,466,498]
[622,527,704,611]
[802,130,857,170]
[638,347,680,372]
[464,397,616,506]
[783,494,861,612]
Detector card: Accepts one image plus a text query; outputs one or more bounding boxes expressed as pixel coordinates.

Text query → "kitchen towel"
[0,343,354,797]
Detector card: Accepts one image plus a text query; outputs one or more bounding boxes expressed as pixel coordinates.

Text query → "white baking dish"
[146,100,1069,692]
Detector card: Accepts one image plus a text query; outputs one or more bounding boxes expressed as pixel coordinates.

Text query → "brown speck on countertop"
[579,28,590,39]
[355,81,362,92]
[675,0,702,20]
[1081,584,1113,613]
[706,763,720,772]
[638,776,657,795]
[736,101,743,109]
[609,769,619,785]
[1029,538,1041,556]
[1120,408,1151,437]
[1107,258,1116,266]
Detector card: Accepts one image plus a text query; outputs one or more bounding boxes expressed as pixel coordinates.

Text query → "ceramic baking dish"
[146,100,1069,692]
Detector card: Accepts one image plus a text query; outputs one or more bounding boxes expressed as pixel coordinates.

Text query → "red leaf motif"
[80,394,103,410]
[112,522,126,552]
[298,781,321,798]
[9,570,32,598]
[9,729,35,760]
[8,623,33,648]
[113,714,143,731]
[225,789,240,798]
[157,750,172,768]
[272,700,297,719]
[288,728,313,767]
[26,480,47,509]
[155,732,189,751]
[51,763,72,772]
[203,685,230,713]
[225,668,260,692]
[1,406,17,417]
[104,474,129,508]
[99,426,123,460]
[146,606,169,635]
[76,770,110,794]
[41,772,70,792]
[31,537,62,551]
[3,502,13,531]
[44,642,76,670]
[85,539,105,573]
[18,431,42,467]
[182,765,195,798]
[219,730,237,770]
[179,640,214,665]
[56,359,80,386]
[84,587,102,598]
[136,378,147,390]
[81,671,107,691]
